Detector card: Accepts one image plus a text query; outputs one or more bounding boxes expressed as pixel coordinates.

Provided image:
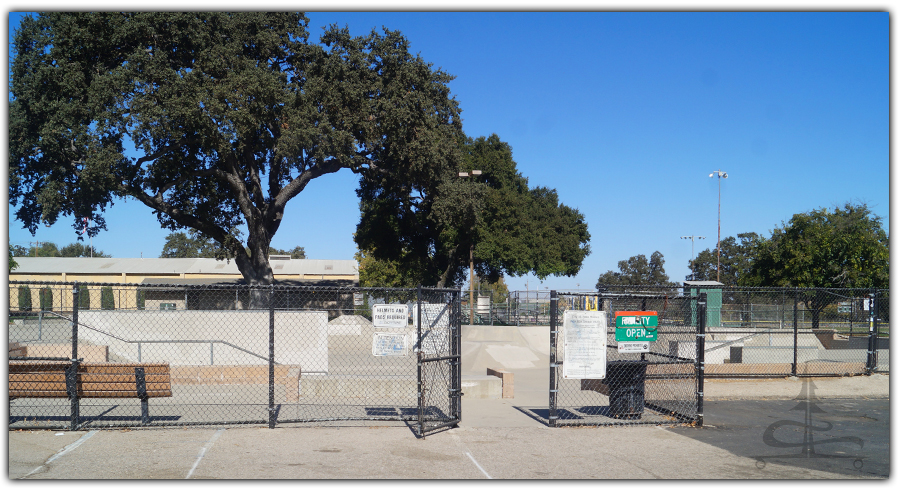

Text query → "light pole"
[459,169,482,325]
[709,170,728,282]
[680,235,705,279]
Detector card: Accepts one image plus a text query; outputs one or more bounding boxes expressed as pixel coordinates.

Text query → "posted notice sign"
[372,304,409,328]
[562,310,607,379]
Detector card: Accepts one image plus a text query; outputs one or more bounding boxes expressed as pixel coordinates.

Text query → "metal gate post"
[696,293,706,428]
[792,295,798,377]
[549,290,558,428]
[417,286,424,436]
[451,289,462,422]
[866,289,877,375]
[70,283,81,431]
[268,284,276,429]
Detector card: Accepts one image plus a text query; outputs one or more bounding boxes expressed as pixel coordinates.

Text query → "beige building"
[8,256,359,311]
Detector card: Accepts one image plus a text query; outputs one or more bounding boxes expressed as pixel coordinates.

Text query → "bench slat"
[9,361,173,401]
[9,373,170,384]
[10,381,172,391]
[10,389,173,398]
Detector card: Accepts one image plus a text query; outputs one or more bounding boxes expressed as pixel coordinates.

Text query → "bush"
[136,289,146,310]
[101,286,115,310]
[78,287,91,310]
[39,287,53,311]
[18,285,32,312]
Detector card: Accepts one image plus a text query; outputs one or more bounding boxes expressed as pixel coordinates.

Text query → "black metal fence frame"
[9,281,461,436]
[548,289,704,428]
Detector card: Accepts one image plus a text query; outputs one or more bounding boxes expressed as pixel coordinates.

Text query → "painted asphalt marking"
[21,430,98,479]
[465,452,493,479]
[186,428,225,479]
[449,429,493,479]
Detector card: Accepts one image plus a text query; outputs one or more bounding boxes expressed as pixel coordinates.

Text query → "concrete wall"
[78,310,329,373]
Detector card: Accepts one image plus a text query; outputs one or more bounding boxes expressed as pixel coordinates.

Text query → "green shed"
[685,281,723,327]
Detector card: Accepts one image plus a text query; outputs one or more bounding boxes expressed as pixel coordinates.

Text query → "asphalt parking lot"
[8,375,890,480]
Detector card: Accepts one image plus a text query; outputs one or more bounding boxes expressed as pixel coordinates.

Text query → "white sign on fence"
[372,333,409,356]
[562,310,608,379]
[412,303,450,355]
[617,341,650,353]
[372,304,409,328]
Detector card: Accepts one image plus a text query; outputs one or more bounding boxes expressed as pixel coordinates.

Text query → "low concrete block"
[486,367,514,398]
[461,375,502,399]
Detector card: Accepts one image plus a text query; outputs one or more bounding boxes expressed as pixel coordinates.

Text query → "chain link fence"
[9,281,461,436]
[687,286,889,377]
[547,286,703,427]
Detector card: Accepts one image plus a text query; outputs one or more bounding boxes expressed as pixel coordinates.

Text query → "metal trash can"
[606,360,648,420]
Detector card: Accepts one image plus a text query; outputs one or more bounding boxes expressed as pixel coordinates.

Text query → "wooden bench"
[9,360,173,424]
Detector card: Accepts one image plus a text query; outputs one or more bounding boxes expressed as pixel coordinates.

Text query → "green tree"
[743,203,889,327]
[160,230,222,258]
[688,232,763,285]
[39,287,53,311]
[60,242,111,258]
[18,285,32,312]
[78,287,91,310]
[31,242,60,257]
[270,246,306,259]
[355,134,591,287]
[596,251,675,288]
[100,287,116,310]
[9,244,30,257]
[9,249,19,272]
[10,13,462,307]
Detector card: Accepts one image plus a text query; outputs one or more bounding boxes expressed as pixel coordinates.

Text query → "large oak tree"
[355,134,591,288]
[10,13,462,303]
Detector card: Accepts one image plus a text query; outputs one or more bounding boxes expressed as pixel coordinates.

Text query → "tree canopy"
[743,203,889,289]
[10,12,461,296]
[688,232,763,285]
[8,242,109,258]
[355,134,591,288]
[596,251,675,288]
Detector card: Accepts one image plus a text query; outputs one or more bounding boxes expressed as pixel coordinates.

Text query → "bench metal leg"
[141,398,150,425]
[66,362,80,431]
[135,367,150,425]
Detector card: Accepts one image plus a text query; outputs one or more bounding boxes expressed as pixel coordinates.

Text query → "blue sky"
[5,10,890,292]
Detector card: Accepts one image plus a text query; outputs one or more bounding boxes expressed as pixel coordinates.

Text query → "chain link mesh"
[9,281,461,433]
[550,287,701,427]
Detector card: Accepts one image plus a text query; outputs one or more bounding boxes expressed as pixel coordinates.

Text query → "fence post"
[696,292,706,428]
[866,289,877,375]
[70,283,80,431]
[549,290,558,428]
[792,295,798,377]
[416,286,424,436]
[451,289,462,421]
[268,284,276,429]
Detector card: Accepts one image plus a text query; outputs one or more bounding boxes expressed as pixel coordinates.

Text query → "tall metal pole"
[717,175,721,282]
[709,170,727,283]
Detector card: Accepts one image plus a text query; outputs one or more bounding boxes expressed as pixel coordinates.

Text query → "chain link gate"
[9,281,461,436]
[548,287,704,427]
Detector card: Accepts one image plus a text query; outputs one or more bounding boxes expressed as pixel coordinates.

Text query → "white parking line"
[186,428,225,479]
[450,430,493,479]
[20,430,99,479]
[465,452,493,479]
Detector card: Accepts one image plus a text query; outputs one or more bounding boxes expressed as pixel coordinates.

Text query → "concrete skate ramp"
[461,326,550,375]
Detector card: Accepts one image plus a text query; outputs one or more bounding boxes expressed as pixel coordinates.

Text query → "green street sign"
[614,312,658,342]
